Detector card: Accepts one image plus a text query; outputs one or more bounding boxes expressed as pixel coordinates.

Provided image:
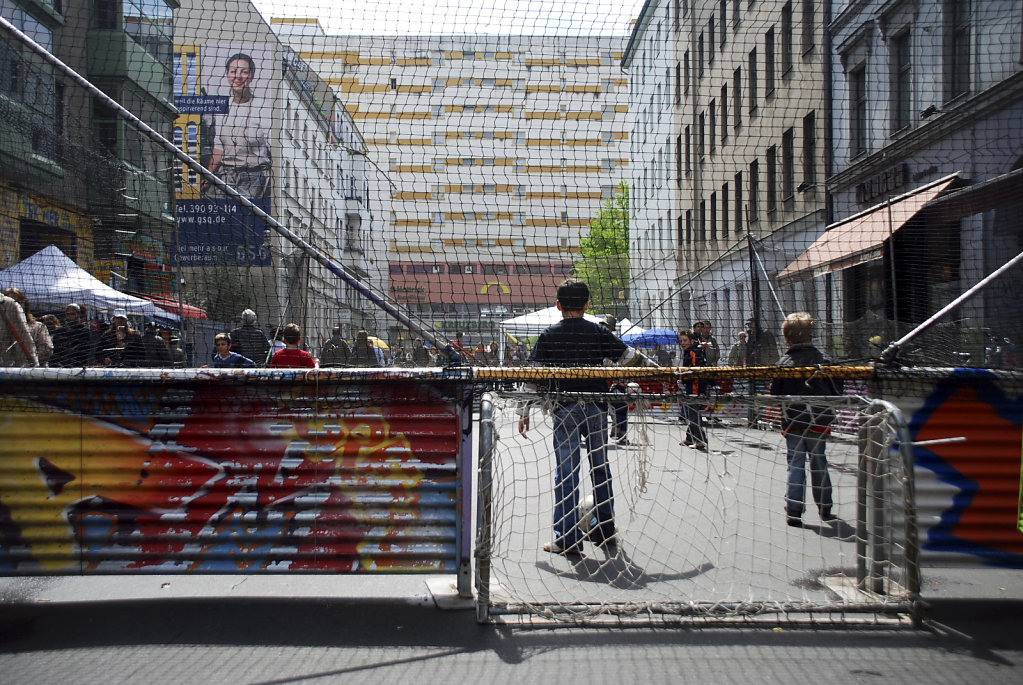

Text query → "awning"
[777,175,959,285]
[137,294,209,320]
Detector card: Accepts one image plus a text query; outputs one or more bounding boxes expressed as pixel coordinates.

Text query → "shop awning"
[777,176,959,285]
[137,294,209,320]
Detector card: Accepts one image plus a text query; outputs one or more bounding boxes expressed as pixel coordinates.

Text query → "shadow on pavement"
[0,595,1020,671]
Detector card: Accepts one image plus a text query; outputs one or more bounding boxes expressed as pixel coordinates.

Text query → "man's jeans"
[552,402,615,547]
[784,431,833,515]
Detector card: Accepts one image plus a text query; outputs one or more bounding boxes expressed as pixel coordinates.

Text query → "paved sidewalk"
[1,571,1021,684]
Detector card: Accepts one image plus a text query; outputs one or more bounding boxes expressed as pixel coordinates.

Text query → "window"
[748,48,757,113]
[715,86,727,145]
[389,77,397,90]
[733,0,741,28]
[781,2,793,73]
[685,125,691,175]
[891,30,912,132]
[708,16,715,64]
[675,62,681,104]
[946,0,971,99]
[431,212,445,225]
[685,209,692,244]
[560,211,569,225]
[722,182,730,236]
[684,50,690,95]
[764,28,775,97]
[698,111,705,161]
[709,100,717,154]
[698,33,705,77]
[734,171,743,230]
[850,64,867,156]
[699,200,706,241]
[766,145,777,214]
[710,192,717,240]
[676,134,682,184]
[720,0,728,46]
[802,111,816,187]
[749,159,759,221]
[801,0,815,54]
[432,158,445,171]
[782,128,794,200]
[733,68,742,128]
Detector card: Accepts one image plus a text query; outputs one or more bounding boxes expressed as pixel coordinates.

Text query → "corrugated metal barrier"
[875,368,1023,568]
[0,368,473,590]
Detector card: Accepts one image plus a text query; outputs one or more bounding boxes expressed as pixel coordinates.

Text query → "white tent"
[0,245,176,322]
[499,305,602,337]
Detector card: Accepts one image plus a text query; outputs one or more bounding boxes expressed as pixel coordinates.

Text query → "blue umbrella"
[622,328,678,346]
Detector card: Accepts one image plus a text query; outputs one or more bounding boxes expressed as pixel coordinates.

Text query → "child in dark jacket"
[770,312,841,527]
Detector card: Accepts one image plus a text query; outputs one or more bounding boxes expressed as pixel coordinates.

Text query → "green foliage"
[574,182,629,317]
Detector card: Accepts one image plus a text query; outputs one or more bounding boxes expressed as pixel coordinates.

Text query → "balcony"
[87,30,173,110]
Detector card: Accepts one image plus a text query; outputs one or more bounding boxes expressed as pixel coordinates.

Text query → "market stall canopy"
[499,305,602,336]
[0,245,177,323]
[622,328,678,346]
[617,317,642,336]
[135,293,208,320]
[777,175,958,285]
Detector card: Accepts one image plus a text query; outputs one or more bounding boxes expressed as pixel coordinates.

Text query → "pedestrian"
[727,331,748,367]
[410,337,432,365]
[770,312,841,527]
[97,310,145,367]
[0,291,37,367]
[319,325,352,367]
[745,317,780,367]
[142,321,172,366]
[693,319,720,366]
[230,308,271,367]
[50,303,93,366]
[601,315,630,445]
[677,329,708,450]
[162,328,186,367]
[3,288,51,366]
[350,330,383,367]
[209,332,255,368]
[518,279,652,555]
[269,323,316,368]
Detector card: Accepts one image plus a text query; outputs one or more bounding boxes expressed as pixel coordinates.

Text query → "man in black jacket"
[230,308,271,367]
[770,312,841,527]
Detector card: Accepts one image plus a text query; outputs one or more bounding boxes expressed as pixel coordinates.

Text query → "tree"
[573,182,629,317]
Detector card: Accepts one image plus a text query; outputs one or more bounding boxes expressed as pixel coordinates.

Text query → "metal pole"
[886,197,899,343]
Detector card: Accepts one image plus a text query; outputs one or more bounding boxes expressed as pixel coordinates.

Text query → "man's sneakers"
[786,511,803,527]
[543,540,582,556]
[820,509,838,523]
[614,435,631,446]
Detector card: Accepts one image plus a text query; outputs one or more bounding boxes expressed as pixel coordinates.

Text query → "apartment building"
[667,0,828,348]
[622,1,681,331]
[786,0,1023,361]
[173,0,377,348]
[273,20,629,345]
[0,0,178,296]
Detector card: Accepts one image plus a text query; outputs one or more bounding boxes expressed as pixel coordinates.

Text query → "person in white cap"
[97,309,145,367]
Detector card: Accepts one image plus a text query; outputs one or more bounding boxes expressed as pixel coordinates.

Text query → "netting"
[476,381,919,626]
[0,1,1020,371]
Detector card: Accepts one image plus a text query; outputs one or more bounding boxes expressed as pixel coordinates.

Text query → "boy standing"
[270,323,316,368]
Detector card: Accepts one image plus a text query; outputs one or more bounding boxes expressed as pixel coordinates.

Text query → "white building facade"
[622,0,681,331]
[273,21,630,346]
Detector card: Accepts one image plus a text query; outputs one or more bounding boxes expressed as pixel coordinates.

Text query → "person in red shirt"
[270,323,316,368]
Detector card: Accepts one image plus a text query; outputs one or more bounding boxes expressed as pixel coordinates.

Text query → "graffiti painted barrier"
[0,367,473,589]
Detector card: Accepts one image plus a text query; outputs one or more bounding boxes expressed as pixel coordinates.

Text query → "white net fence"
[476,389,919,625]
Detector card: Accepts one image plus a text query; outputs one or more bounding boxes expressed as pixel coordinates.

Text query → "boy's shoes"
[786,513,802,527]
[615,436,630,445]
[543,541,582,556]
[820,509,837,523]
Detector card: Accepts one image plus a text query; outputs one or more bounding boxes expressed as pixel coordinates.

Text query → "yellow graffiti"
[0,399,157,570]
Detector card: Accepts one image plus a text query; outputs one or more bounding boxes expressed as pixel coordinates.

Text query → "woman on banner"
[202,53,272,199]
